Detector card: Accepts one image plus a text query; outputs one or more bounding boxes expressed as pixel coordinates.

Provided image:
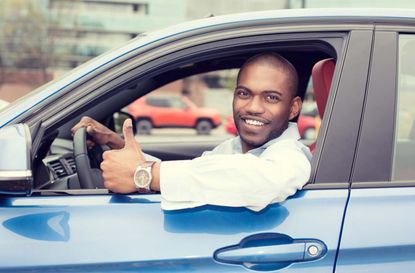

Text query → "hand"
[71,116,124,149]
[101,118,146,193]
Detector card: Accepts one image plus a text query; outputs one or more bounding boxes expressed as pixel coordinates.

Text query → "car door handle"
[213,233,327,271]
[215,241,325,263]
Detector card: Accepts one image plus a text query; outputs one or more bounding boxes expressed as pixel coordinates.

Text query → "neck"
[241,142,256,154]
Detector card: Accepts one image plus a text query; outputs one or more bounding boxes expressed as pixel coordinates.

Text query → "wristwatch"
[133,161,156,191]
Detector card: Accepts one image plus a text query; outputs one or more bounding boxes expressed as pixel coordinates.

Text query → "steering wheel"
[73,127,106,189]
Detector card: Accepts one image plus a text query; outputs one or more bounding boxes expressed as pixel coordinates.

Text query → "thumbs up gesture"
[101,118,146,193]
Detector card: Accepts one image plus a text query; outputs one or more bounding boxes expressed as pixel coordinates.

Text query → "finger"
[102,150,111,161]
[72,116,90,132]
[103,181,111,190]
[122,119,139,151]
[71,124,80,136]
[86,140,96,149]
[86,125,96,136]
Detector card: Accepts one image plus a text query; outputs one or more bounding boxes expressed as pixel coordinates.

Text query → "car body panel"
[335,187,415,272]
[0,189,348,272]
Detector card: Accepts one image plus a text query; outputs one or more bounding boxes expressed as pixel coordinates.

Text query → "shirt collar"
[233,122,301,154]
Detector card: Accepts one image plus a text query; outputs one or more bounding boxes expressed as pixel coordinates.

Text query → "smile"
[244,119,265,126]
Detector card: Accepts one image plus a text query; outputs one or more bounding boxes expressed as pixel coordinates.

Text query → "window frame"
[351,28,415,188]
[351,31,398,183]
[312,29,374,185]
[23,28,365,194]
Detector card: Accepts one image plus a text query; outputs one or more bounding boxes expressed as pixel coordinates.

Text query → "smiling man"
[233,53,302,153]
[73,52,312,212]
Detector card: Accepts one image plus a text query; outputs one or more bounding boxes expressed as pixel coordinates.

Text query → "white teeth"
[245,119,264,126]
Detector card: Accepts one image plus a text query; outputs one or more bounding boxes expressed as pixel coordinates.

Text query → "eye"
[235,89,250,99]
[265,94,280,103]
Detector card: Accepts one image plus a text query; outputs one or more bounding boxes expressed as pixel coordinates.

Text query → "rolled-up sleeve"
[160,140,311,212]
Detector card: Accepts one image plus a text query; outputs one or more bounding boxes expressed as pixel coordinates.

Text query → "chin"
[240,135,268,150]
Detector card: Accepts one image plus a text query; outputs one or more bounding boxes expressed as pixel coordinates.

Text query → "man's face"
[233,63,300,153]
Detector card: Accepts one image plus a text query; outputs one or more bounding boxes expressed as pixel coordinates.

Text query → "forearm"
[159,153,311,211]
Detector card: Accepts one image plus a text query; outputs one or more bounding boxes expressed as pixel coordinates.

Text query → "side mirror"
[0,124,33,195]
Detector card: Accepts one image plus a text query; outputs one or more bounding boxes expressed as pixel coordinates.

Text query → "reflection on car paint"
[163,203,288,234]
[3,211,70,241]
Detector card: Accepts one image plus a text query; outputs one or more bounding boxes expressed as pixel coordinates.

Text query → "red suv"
[128,95,222,135]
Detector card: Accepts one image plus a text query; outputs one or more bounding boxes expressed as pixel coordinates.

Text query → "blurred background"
[2,0,414,102]
[0,0,413,140]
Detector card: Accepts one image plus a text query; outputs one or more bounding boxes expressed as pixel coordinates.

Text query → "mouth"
[240,116,269,128]
[244,119,265,126]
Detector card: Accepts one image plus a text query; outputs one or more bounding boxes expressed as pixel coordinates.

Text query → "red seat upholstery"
[309,58,335,153]
[312,58,335,118]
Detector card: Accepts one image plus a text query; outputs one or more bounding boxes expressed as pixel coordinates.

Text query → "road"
[135,127,314,146]
[136,127,233,143]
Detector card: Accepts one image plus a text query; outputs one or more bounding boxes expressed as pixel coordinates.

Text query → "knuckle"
[82,116,92,122]
[102,151,110,160]
[103,181,112,190]
[100,160,109,170]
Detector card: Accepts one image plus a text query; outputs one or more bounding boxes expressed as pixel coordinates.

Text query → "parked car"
[0,9,415,272]
[128,95,222,134]
[225,115,238,135]
[225,114,320,139]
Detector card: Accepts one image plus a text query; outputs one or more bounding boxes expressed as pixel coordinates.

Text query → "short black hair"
[237,52,299,97]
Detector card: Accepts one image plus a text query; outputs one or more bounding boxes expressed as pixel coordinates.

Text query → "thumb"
[122,119,139,150]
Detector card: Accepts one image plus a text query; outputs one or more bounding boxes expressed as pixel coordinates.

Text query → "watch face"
[134,163,154,190]
[136,169,150,187]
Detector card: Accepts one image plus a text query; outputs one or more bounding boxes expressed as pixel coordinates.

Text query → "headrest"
[312,58,335,118]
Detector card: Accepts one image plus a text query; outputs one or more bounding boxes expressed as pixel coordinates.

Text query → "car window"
[168,97,187,109]
[392,34,415,181]
[127,70,237,139]
[146,97,169,107]
[127,68,320,144]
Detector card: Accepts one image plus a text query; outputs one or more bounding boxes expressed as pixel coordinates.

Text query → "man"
[72,52,311,211]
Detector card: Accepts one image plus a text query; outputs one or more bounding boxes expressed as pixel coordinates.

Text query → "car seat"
[309,58,335,153]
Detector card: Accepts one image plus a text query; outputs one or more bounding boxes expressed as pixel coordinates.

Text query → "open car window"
[126,69,320,146]
[22,28,343,195]
[38,57,330,193]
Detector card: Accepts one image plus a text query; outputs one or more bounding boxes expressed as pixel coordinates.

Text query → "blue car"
[1,8,415,272]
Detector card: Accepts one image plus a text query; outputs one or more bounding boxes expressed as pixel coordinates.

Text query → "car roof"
[1,8,415,127]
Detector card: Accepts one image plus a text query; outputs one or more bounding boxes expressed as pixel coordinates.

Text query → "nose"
[245,95,265,114]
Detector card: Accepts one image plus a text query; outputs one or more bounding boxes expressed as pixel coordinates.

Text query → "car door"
[0,25,372,272]
[147,97,177,127]
[335,30,415,272]
[164,96,193,127]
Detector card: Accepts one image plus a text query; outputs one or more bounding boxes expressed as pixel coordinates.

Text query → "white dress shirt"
[160,122,312,212]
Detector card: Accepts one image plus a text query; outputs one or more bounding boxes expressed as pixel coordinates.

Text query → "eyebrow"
[236,85,284,97]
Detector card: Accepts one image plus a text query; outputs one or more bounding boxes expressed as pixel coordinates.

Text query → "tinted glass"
[146,97,169,107]
[168,97,187,109]
[392,35,415,181]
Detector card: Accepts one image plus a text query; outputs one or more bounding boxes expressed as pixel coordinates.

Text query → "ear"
[289,96,302,120]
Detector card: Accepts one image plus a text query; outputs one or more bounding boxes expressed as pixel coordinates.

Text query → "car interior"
[309,58,335,153]
[29,42,336,195]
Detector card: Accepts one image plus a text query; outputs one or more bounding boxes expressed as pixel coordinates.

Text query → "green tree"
[0,0,49,79]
